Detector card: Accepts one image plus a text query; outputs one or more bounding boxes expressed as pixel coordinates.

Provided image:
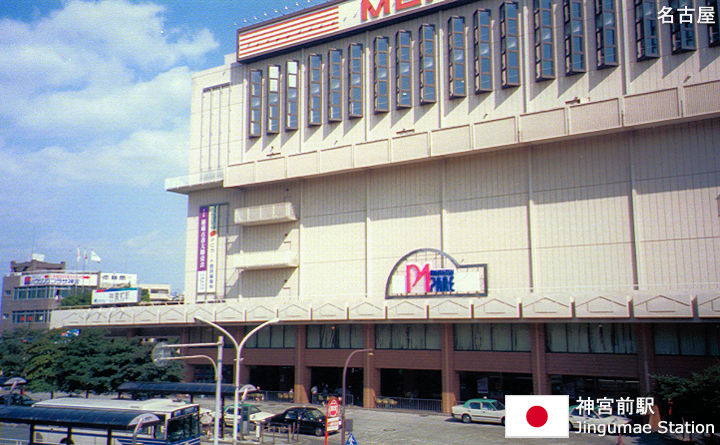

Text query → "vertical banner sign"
[197,205,209,293]
[207,204,219,293]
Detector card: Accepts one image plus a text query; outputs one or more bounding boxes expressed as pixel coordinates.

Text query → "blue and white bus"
[32,398,200,445]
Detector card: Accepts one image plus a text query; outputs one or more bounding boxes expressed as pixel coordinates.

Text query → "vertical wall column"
[294,325,311,403]
[363,324,380,408]
[530,323,551,394]
[181,327,194,382]
[636,323,655,395]
[441,324,459,413]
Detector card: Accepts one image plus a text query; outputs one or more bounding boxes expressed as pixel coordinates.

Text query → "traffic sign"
[345,433,358,445]
[328,398,340,417]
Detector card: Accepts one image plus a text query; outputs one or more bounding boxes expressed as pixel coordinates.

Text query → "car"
[223,403,274,427]
[451,398,505,425]
[267,406,340,437]
[568,405,631,430]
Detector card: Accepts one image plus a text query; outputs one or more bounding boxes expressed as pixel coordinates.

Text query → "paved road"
[196,400,688,445]
[1,396,689,445]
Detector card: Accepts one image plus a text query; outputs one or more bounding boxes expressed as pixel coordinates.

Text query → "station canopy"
[118,381,240,397]
[0,405,160,430]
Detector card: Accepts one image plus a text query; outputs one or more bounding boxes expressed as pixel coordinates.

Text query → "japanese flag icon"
[505,395,569,438]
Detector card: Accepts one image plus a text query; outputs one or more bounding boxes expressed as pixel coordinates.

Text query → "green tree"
[59,289,92,307]
[25,330,63,393]
[653,363,720,428]
[0,328,37,378]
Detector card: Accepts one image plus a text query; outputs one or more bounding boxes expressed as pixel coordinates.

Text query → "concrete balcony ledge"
[165,169,224,194]
[224,80,720,189]
[228,250,298,270]
[49,289,720,329]
[234,202,297,226]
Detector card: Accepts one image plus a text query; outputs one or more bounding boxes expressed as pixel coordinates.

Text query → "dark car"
[268,406,340,437]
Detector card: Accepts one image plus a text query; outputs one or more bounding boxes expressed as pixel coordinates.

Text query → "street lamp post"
[341,348,373,445]
[194,316,279,445]
[152,338,223,445]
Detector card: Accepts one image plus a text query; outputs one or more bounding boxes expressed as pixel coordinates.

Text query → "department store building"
[52,0,720,413]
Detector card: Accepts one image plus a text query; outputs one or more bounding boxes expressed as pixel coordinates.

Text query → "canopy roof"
[0,406,160,430]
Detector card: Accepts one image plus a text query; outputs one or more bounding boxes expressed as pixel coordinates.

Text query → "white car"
[451,398,505,425]
[222,403,274,427]
[569,405,631,430]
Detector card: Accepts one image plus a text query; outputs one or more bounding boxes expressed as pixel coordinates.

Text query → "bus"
[31,398,200,445]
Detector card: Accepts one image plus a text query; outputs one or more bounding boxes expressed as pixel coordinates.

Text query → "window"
[653,323,720,356]
[564,0,586,74]
[308,54,322,126]
[500,2,521,87]
[534,0,555,80]
[376,324,441,350]
[374,37,390,113]
[635,0,659,60]
[307,325,363,349]
[348,43,363,118]
[670,0,696,53]
[709,0,720,46]
[595,0,618,68]
[419,24,436,103]
[546,323,637,354]
[454,323,531,351]
[246,325,296,349]
[328,49,342,122]
[473,9,493,92]
[249,69,262,137]
[267,65,280,134]
[286,60,299,130]
[449,17,467,97]
[396,30,412,108]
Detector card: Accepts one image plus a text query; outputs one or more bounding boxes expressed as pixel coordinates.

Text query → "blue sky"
[0,0,324,293]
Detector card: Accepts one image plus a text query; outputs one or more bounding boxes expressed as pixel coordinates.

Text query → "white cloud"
[0,0,218,135]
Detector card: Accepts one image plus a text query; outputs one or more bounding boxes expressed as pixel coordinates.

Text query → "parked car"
[223,403,274,427]
[568,405,631,430]
[451,398,505,425]
[267,406,340,437]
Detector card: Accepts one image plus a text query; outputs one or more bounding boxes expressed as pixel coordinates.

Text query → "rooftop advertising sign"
[21,273,98,287]
[237,0,459,61]
[385,248,487,298]
[92,288,140,305]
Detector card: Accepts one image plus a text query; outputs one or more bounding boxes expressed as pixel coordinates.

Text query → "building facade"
[2,260,142,334]
[53,0,720,413]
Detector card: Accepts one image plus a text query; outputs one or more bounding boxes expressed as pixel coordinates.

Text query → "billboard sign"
[236,0,459,61]
[197,205,209,293]
[21,273,98,287]
[92,288,140,305]
[385,248,487,298]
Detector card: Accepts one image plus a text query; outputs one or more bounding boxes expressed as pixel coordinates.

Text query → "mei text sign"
[237,0,458,60]
[386,249,487,298]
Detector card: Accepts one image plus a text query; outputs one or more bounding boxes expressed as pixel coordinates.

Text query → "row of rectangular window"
[215,323,717,356]
[12,310,50,324]
[13,285,70,300]
[248,1,719,136]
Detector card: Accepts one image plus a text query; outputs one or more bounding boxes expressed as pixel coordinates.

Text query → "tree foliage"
[0,328,183,394]
[59,289,92,307]
[653,363,720,427]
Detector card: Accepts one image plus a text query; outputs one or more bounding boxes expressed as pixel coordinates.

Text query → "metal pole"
[214,335,223,445]
[195,317,279,445]
[341,348,372,445]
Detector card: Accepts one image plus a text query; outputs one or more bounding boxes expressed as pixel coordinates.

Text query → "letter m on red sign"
[406,264,431,293]
[362,0,390,20]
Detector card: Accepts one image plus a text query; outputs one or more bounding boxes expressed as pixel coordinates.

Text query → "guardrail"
[311,394,354,406]
[374,396,442,412]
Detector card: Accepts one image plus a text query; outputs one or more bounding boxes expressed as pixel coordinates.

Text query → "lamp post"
[194,316,279,445]
[152,338,223,445]
[341,348,373,445]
